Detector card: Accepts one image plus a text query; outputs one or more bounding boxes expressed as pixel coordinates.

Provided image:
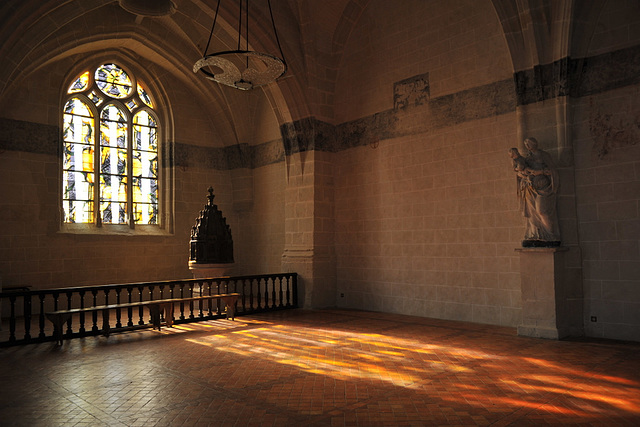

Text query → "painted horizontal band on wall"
[514,45,640,105]
[2,44,639,169]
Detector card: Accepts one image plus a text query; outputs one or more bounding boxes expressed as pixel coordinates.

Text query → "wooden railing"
[0,273,298,347]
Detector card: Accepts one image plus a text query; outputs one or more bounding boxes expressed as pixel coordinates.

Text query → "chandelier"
[193,0,287,90]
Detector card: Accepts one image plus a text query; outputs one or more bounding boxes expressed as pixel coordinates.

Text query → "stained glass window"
[137,83,154,108]
[95,64,132,99]
[62,97,95,223]
[132,111,158,224]
[68,71,89,93]
[63,63,159,227]
[88,91,102,105]
[125,99,138,111]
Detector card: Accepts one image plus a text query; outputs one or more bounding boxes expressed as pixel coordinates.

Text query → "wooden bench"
[45,293,240,345]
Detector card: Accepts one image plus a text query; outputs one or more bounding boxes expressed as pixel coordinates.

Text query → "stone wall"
[0,32,289,289]
[0,125,218,288]
[334,0,512,123]
[1,0,639,342]
[328,0,520,326]
[334,114,521,326]
[0,122,288,288]
[573,86,640,341]
[232,163,287,275]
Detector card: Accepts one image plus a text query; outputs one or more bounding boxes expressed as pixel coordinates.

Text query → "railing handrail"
[0,273,295,299]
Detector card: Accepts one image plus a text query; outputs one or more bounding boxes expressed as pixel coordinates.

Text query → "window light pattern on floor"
[2,310,638,425]
[184,318,640,419]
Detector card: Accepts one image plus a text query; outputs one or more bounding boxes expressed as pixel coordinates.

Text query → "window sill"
[59,223,172,236]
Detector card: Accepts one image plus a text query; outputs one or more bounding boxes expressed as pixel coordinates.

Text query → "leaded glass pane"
[100,105,127,148]
[95,63,132,99]
[68,71,89,93]
[63,170,94,223]
[63,99,93,152]
[132,176,157,225]
[126,99,138,111]
[63,199,94,223]
[137,82,153,108]
[64,97,92,117]
[100,174,127,201]
[101,103,127,123]
[100,201,128,224]
[88,91,102,105]
[63,113,93,145]
[62,97,95,225]
[133,110,156,127]
[133,203,157,224]
[133,111,157,151]
[63,170,95,200]
[63,142,94,172]
[132,151,158,179]
[100,147,127,175]
[100,174,128,224]
[132,178,157,202]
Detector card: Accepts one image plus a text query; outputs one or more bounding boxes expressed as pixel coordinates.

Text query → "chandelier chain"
[203,0,221,56]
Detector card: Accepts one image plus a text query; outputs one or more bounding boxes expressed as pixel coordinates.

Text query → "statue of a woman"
[510,138,561,247]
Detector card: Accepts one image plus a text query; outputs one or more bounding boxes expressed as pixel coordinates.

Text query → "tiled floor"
[1,309,639,426]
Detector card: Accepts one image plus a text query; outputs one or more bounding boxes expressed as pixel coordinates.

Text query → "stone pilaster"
[281,150,336,308]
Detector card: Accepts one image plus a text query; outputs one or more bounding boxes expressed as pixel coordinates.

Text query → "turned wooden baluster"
[78,290,86,334]
[148,285,155,323]
[205,281,213,316]
[126,286,134,327]
[137,286,144,325]
[91,289,99,332]
[115,288,122,328]
[159,284,165,322]
[215,280,221,315]
[188,283,195,319]
[251,279,262,308]
[196,282,204,318]
[8,295,16,342]
[285,275,291,307]
[65,291,73,336]
[38,294,46,339]
[249,280,254,310]
[179,284,186,320]
[103,289,111,332]
[23,293,32,340]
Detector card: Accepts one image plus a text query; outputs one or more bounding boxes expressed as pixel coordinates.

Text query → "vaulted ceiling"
[0,0,611,147]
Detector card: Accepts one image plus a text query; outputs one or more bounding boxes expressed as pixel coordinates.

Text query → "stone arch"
[0,0,304,152]
[490,0,607,72]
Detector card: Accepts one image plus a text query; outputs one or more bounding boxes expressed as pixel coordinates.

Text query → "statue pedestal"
[188,262,234,279]
[516,247,581,339]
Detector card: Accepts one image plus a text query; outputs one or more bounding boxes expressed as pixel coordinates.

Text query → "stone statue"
[510,138,561,247]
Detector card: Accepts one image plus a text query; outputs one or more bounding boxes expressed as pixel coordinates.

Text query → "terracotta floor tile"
[1,309,640,426]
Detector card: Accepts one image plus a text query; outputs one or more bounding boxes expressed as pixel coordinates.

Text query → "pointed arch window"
[62,63,159,227]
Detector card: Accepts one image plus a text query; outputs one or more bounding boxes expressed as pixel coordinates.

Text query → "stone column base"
[282,248,336,309]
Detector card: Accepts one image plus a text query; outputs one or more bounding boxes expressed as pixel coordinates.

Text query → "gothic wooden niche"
[189,187,234,265]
